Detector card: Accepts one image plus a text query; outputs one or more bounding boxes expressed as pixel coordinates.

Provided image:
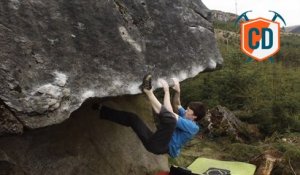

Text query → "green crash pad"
[187,158,256,175]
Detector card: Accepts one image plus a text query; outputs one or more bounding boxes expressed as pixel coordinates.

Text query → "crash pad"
[187,158,256,175]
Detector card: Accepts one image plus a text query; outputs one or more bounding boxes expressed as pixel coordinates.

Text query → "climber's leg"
[99,106,153,148]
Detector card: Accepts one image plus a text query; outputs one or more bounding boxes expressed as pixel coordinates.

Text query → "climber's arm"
[172,78,181,112]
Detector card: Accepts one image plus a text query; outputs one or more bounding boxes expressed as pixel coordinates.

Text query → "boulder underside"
[0,95,168,175]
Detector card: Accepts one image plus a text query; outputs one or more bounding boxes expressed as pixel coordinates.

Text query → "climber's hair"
[188,101,207,122]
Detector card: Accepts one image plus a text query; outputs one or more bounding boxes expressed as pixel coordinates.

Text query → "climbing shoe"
[139,74,152,91]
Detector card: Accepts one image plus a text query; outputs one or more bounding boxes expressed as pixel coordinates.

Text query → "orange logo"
[236,11,286,62]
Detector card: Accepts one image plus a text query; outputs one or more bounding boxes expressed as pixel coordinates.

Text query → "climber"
[96,74,206,158]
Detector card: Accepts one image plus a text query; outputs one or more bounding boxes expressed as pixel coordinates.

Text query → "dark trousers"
[99,106,177,154]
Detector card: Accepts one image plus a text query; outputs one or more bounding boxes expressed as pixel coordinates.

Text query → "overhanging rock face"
[0,0,222,130]
[0,1,222,174]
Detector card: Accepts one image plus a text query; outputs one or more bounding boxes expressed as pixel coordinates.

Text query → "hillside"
[285,25,300,34]
[211,10,238,23]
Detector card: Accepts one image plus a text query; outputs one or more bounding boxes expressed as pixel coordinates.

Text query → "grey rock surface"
[0,100,23,136]
[0,0,222,129]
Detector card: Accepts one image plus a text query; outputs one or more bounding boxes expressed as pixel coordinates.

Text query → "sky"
[201,0,300,27]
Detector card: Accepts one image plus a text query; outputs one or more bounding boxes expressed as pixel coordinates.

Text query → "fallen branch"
[288,158,296,175]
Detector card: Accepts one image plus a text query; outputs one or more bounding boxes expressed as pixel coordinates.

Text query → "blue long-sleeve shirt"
[168,106,200,158]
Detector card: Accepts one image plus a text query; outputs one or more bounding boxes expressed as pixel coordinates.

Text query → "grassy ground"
[169,133,300,174]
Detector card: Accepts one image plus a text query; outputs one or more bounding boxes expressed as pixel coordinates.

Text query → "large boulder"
[0,0,222,130]
[0,0,222,174]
